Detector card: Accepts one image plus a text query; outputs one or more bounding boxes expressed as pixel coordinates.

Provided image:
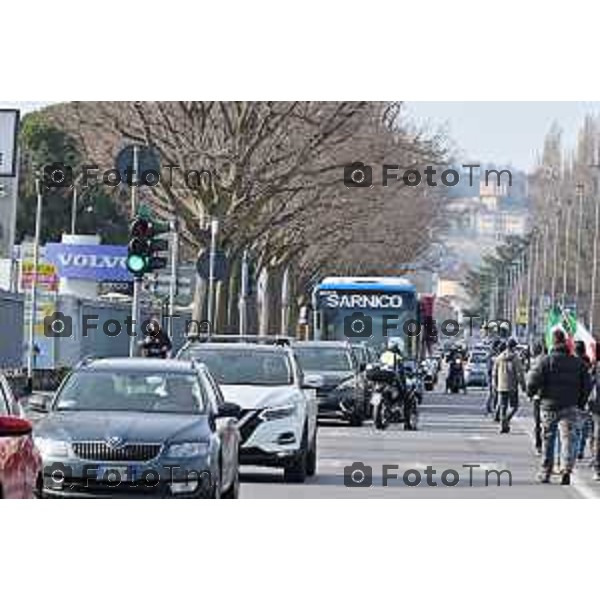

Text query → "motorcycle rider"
[446,348,465,392]
[141,314,172,358]
[379,338,407,390]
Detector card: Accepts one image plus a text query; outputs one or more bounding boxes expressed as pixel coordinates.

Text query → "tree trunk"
[257,266,269,336]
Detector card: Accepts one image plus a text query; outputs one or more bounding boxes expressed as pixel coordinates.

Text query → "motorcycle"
[446,358,466,394]
[366,365,417,430]
[420,360,435,391]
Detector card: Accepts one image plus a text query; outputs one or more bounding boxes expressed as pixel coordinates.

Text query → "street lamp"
[574,183,585,306]
[526,227,538,342]
[551,205,561,305]
[562,197,573,306]
[27,178,43,383]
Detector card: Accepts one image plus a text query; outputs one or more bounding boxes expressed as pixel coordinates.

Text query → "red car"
[0,375,40,499]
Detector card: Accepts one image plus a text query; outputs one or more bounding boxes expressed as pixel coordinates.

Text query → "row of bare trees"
[47,101,449,333]
[513,116,600,334]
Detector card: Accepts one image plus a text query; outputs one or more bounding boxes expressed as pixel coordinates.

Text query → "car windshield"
[54,371,206,414]
[471,353,487,364]
[179,347,293,386]
[294,347,352,372]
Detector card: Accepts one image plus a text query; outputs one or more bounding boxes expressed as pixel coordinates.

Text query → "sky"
[3,101,600,172]
[405,101,600,171]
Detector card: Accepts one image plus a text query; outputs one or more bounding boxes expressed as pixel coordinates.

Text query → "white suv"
[177,341,319,482]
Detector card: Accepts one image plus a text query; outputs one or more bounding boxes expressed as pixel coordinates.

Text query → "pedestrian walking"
[527,329,591,485]
[574,340,594,460]
[527,341,546,455]
[590,342,600,482]
[493,338,526,433]
[487,340,503,417]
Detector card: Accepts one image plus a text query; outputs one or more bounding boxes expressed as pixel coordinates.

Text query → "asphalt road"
[240,387,600,499]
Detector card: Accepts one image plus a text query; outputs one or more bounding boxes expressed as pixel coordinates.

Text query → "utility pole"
[207,218,219,330]
[27,178,43,383]
[70,186,78,235]
[129,145,139,357]
[167,217,178,338]
[562,198,572,306]
[551,207,560,306]
[239,249,249,335]
[526,232,535,343]
[574,183,584,307]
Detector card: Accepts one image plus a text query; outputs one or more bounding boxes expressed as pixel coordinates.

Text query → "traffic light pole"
[27,178,43,382]
[168,218,178,338]
[207,218,219,330]
[129,145,139,358]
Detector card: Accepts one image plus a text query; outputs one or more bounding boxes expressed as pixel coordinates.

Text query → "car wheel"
[404,402,418,431]
[198,466,222,498]
[306,435,317,477]
[284,429,308,483]
[349,415,363,426]
[222,468,240,499]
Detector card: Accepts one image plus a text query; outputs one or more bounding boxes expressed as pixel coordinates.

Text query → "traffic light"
[126,216,170,277]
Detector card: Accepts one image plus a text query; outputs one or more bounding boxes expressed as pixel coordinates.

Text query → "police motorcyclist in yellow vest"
[379,338,407,392]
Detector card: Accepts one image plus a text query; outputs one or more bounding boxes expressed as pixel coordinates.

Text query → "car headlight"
[261,404,298,421]
[34,437,71,458]
[165,442,210,458]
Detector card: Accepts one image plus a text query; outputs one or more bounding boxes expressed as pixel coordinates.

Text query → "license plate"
[97,465,136,482]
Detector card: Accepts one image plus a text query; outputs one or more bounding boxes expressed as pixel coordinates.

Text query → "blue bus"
[311,276,421,357]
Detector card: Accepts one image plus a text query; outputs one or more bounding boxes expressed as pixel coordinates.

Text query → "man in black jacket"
[527,329,591,485]
[591,342,600,481]
[141,315,172,358]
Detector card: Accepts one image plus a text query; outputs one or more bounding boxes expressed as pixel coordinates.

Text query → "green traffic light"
[126,254,147,274]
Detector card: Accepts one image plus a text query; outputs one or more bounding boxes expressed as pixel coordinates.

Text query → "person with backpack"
[527,329,591,485]
[493,338,527,433]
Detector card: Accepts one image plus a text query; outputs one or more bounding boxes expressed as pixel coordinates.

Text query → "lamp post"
[551,206,561,306]
[574,183,584,307]
[562,197,573,306]
[27,178,43,383]
[527,228,537,342]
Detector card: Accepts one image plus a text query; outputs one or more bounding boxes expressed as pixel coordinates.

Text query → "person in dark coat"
[574,340,593,460]
[527,329,591,485]
[527,341,546,455]
[141,315,172,358]
[591,342,600,481]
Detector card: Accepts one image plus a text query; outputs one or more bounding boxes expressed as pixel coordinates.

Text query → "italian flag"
[545,306,596,361]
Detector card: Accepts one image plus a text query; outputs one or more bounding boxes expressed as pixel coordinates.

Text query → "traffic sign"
[196,250,227,281]
[116,144,161,186]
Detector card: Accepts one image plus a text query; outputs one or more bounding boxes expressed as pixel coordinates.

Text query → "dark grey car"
[292,341,367,426]
[29,358,241,499]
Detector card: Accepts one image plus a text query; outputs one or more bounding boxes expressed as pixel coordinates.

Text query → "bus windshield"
[313,278,419,357]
